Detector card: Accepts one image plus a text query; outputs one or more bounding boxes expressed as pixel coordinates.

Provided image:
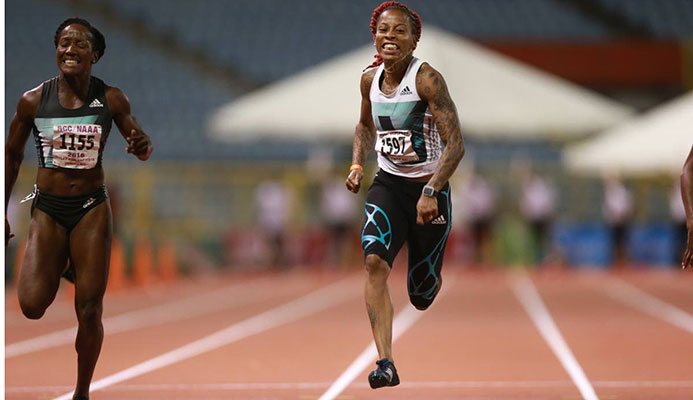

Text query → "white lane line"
[9,380,693,394]
[51,276,360,400]
[6,277,289,358]
[317,305,423,400]
[318,273,456,400]
[603,278,693,334]
[509,271,599,400]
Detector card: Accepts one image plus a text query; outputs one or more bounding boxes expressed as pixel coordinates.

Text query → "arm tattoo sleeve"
[421,68,465,189]
[352,124,376,165]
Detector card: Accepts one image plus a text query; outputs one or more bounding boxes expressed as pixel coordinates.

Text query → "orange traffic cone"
[158,239,178,281]
[108,237,126,292]
[132,235,153,286]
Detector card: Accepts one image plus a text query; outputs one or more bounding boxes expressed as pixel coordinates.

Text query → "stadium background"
[5,1,693,400]
[5,0,693,278]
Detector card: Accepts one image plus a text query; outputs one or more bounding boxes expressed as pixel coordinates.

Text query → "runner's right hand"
[346,169,363,194]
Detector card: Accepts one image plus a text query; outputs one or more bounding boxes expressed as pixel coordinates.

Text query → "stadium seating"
[5,0,241,161]
[596,0,693,37]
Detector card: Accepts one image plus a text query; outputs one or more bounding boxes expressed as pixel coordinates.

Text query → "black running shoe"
[61,264,75,283]
[368,357,399,389]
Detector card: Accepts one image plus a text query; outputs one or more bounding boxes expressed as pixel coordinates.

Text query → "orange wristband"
[349,164,363,172]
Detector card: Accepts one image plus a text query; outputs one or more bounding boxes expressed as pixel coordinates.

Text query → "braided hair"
[365,1,422,71]
[54,18,106,61]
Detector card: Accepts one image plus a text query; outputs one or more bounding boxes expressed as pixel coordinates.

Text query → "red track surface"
[6,266,693,399]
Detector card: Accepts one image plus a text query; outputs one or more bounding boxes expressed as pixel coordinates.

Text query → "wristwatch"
[422,185,438,197]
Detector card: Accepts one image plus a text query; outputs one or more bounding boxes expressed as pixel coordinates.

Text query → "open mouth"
[62,59,80,66]
[382,43,399,52]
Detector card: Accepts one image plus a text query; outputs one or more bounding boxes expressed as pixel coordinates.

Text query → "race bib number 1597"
[375,130,420,163]
[52,124,101,169]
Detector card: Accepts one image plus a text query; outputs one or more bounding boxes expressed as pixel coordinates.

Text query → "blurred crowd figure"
[227,151,693,270]
[602,174,633,267]
[255,180,289,267]
[461,171,496,266]
[520,169,557,266]
[320,175,358,267]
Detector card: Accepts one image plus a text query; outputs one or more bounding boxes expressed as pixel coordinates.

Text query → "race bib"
[52,124,101,169]
[375,130,420,163]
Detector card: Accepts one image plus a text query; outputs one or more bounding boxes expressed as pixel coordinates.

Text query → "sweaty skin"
[346,7,464,365]
[681,146,693,269]
[4,22,152,400]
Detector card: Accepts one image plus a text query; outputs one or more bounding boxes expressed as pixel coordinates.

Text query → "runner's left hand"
[127,129,153,161]
[416,195,438,225]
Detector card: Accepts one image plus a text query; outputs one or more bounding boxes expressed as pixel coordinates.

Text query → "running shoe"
[368,357,399,388]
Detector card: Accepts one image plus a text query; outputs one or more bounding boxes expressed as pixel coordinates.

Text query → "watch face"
[423,186,435,196]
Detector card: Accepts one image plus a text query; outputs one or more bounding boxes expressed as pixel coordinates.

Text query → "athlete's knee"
[365,255,390,280]
[19,299,48,319]
[409,279,442,311]
[75,297,103,325]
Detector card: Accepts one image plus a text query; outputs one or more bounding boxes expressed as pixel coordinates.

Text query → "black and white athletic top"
[370,57,442,178]
[32,76,113,169]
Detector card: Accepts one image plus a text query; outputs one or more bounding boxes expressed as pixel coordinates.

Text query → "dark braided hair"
[365,1,422,71]
[54,18,106,61]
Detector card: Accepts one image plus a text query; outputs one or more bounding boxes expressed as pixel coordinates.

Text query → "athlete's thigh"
[18,209,70,305]
[406,186,452,306]
[361,179,408,267]
[69,201,112,300]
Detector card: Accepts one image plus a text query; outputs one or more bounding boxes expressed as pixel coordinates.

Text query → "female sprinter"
[346,1,465,389]
[5,18,153,400]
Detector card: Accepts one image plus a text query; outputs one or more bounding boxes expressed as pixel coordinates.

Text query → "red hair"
[365,1,422,71]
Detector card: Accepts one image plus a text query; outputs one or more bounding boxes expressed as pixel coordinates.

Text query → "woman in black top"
[5,18,152,400]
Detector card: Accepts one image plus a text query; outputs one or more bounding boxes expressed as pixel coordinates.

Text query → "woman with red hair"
[346,1,465,389]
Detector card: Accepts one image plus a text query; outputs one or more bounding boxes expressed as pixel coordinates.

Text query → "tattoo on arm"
[353,124,376,165]
[352,70,377,165]
[417,66,465,189]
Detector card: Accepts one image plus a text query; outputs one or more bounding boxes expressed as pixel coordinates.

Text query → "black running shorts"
[361,170,451,309]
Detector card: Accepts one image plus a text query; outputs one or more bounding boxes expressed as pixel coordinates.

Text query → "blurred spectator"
[670,181,687,265]
[463,172,496,266]
[602,175,633,267]
[320,175,358,267]
[255,180,289,267]
[520,170,556,266]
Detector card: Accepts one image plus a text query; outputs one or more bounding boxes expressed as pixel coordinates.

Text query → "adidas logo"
[89,98,104,108]
[431,215,447,225]
[399,86,412,96]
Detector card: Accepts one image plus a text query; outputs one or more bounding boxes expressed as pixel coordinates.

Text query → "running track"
[6,266,693,399]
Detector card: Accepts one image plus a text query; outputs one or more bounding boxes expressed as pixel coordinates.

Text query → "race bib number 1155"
[52,124,101,169]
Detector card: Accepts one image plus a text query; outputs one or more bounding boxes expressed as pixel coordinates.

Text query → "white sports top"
[369,57,442,178]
